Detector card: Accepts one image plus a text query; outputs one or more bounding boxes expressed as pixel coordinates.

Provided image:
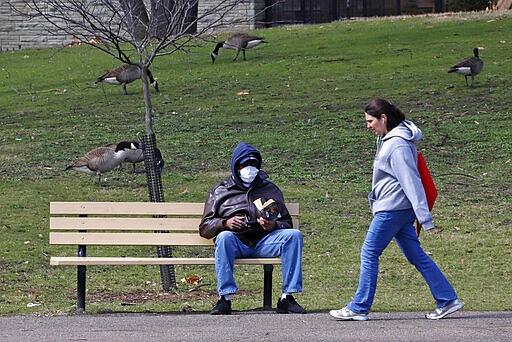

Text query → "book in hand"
[253,198,281,220]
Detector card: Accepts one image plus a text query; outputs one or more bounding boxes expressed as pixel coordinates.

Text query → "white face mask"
[239,166,259,184]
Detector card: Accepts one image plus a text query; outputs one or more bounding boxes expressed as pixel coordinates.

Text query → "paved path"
[1,311,510,341]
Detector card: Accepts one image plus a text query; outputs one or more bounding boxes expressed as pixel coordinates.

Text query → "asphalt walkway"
[1,311,510,341]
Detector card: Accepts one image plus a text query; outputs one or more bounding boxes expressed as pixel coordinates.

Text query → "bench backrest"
[49,202,300,247]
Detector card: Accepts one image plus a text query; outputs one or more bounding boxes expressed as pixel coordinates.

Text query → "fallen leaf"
[185,275,202,285]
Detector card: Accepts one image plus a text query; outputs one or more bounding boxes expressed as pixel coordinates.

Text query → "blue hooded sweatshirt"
[369,120,434,230]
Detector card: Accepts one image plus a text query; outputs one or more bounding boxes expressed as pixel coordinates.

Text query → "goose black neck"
[213,42,224,54]
[147,69,155,83]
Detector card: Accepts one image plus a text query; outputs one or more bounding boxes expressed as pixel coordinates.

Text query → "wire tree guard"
[142,133,176,291]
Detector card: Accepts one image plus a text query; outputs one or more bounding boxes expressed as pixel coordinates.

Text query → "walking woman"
[330,99,463,321]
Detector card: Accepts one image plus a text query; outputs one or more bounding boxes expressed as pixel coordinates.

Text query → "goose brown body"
[65,144,135,186]
[448,48,484,87]
[211,33,266,63]
[96,64,159,95]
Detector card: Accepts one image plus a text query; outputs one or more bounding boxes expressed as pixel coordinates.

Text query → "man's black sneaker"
[276,295,307,314]
[210,296,232,315]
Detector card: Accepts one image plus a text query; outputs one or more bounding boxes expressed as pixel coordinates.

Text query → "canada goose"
[107,141,144,173]
[211,33,266,64]
[65,142,137,186]
[96,64,159,95]
[154,147,165,171]
[107,141,165,174]
[448,48,484,87]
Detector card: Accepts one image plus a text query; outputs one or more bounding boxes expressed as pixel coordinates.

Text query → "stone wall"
[1,1,265,51]
[1,1,74,51]
[197,0,266,33]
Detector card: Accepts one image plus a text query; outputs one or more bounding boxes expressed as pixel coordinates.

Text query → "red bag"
[416,152,438,236]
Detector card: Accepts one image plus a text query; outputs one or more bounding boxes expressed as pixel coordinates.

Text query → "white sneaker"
[329,307,369,321]
[425,299,464,320]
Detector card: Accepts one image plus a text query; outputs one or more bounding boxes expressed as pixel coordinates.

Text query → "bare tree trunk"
[139,63,176,290]
[150,0,173,39]
[119,0,149,41]
[139,63,154,136]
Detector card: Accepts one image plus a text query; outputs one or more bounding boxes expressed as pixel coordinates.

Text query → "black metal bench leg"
[263,264,273,310]
[77,245,86,313]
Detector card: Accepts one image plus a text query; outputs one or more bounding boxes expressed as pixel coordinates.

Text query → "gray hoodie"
[368,120,434,230]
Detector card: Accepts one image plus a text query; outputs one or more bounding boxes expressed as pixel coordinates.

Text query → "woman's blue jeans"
[214,229,303,296]
[347,209,458,314]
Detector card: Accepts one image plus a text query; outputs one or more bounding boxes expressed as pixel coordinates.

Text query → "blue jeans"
[214,229,303,296]
[347,209,458,314]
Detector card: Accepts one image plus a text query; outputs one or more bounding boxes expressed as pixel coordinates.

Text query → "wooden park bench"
[49,201,299,313]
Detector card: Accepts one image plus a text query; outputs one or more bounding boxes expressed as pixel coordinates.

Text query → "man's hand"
[225,216,247,230]
[257,217,276,231]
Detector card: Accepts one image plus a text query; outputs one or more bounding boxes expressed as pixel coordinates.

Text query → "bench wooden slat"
[50,217,201,231]
[50,201,206,215]
[50,257,282,266]
[286,202,299,215]
[50,217,299,231]
[50,232,213,246]
[50,201,300,216]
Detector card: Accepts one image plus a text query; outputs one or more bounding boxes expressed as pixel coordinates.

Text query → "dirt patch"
[87,288,256,305]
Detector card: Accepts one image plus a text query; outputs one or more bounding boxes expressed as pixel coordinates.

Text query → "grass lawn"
[0,11,511,316]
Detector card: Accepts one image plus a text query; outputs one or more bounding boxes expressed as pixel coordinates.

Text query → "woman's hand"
[257,217,276,231]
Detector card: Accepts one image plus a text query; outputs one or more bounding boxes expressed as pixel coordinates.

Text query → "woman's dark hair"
[364,99,405,131]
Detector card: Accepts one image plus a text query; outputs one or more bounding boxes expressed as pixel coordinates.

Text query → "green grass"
[0,11,511,316]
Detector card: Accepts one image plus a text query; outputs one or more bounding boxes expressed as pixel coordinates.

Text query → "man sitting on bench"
[199,142,306,315]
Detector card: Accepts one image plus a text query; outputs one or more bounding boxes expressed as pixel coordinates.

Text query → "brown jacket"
[199,172,293,247]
